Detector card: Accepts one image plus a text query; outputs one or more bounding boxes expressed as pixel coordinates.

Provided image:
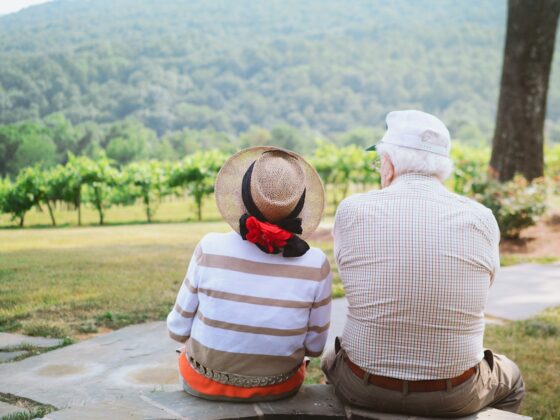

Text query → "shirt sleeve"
[304,256,332,357]
[487,212,501,287]
[333,198,355,269]
[166,243,201,342]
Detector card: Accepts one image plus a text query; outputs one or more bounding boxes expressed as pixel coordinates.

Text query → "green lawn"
[0,221,341,336]
[0,197,223,228]
[0,221,558,418]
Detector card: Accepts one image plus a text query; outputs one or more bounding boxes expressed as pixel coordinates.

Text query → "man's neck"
[385,172,442,188]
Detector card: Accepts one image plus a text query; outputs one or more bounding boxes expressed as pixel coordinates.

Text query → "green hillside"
[2,0,558,141]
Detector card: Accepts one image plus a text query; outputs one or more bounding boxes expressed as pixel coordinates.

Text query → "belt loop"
[402,380,409,396]
[446,379,452,392]
[362,372,370,386]
[335,336,341,354]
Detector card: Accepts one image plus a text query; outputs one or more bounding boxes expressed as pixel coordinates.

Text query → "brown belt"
[344,357,477,392]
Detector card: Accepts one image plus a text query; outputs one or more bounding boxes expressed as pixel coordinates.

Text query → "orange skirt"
[178,351,305,400]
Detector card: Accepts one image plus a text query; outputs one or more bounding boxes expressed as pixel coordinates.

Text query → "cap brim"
[365,144,377,151]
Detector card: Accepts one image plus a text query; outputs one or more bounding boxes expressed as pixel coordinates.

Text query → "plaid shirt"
[334,173,500,380]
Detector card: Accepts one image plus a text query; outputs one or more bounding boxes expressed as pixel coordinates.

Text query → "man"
[322,110,525,416]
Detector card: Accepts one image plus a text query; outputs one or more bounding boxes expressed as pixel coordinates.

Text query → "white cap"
[367,110,451,157]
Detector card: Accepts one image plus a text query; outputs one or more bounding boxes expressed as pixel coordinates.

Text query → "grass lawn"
[0,221,342,337]
[1,219,559,418]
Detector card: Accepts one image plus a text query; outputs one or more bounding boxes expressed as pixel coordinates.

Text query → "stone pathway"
[486,263,560,321]
[0,350,27,362]
[0,332,64,363]
[0,323,179,408]
[0,333,63,349]
[41,387,528,420]
[0,401,26,418]
[0,320,534,419]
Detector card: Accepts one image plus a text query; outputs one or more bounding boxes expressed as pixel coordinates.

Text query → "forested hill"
[0,0,559,141]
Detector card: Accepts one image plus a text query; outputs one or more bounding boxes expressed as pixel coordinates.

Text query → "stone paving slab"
[43,396,172,420]
[486,263,560,321]
[0,333,63,350]
[0,401,27,418]
[147,385,342,419]
[349,405,530,420]
[44,386,530,420]
[0,350,28,362]
[0,322,180,408]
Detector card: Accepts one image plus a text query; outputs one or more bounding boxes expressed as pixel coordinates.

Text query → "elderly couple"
[167,110,525,417]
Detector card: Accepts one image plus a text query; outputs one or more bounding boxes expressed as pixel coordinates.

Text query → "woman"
[167,146,332,401]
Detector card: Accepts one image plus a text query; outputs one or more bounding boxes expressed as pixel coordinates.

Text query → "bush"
[449,145,489,195]
[474,175,547,239]
[545,144,560,194]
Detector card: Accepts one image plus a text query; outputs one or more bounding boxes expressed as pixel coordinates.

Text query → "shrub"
[545,144,560,194]
[0,176,34,227]
[474,175,547,239]
[449,145,489,195]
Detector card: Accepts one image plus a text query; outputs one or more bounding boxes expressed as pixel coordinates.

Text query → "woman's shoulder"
[197,232,329,268]
[291,246,330,272]
[197,231,240,252]
[305,246,329,262]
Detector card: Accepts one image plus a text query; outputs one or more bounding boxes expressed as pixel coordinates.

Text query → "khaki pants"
[321,341,525,417]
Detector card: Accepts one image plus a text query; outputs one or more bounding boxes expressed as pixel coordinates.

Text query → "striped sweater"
[167,231,332,376]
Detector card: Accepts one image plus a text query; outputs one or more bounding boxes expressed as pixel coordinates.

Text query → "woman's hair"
[376,142,454,181]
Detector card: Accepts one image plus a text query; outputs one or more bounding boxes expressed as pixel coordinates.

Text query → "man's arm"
[488,213,501,286]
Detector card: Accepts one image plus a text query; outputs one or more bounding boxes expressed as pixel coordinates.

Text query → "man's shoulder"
[445,191,500,240]
[338,190,384,212]
[446,191,495,219]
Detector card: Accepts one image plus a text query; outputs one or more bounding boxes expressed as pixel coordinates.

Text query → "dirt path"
[500,214,560,258]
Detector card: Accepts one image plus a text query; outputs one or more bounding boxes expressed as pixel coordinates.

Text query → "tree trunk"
[146,198,152,223]
[490,0,560,181]
[77,187,82,226]
[46,200,57,226]
[95,188,104,225]
[19,214,25,227]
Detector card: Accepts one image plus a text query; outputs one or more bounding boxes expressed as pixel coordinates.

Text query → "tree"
[124,160,170,223]
[15,167,55,226]
[490,0,560,181]
[0,122,57,177]
[311,143,375,208]
[64,154,99,226]
[104,119,156,166]
[82,156,118,225]
[0,125,21,177]
[42,165,70,227]
[0,177,34,227]
[168,150,226,221]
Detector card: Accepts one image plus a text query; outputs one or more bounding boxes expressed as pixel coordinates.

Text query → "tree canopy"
[1,0,559,141]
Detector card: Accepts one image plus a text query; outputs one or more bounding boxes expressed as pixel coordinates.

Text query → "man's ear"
[381,156,395,188]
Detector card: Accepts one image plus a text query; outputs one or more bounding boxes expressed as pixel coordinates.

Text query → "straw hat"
[215,146,325,239]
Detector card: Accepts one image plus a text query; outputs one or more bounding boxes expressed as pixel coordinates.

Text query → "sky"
[0,0,52,16]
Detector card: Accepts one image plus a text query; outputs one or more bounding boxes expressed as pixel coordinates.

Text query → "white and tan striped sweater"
[167,231,332,376]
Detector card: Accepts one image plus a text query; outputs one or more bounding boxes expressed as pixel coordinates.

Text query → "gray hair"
[376,143,453,181]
